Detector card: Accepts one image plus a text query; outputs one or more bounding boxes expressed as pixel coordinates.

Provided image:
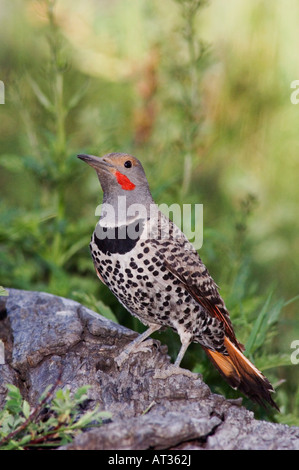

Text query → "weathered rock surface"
[0,288,298,450]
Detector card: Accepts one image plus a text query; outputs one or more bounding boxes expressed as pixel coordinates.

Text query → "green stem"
[55,73,66,161]
[46,0,67,267]
[179,1,204,197]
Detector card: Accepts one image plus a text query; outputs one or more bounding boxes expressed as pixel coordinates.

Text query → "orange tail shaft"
[203,337,279,410]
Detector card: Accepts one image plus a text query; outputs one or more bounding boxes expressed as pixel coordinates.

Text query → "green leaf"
[253,298,284,351]
[27,75,53,112]
[283,294,299,307]
[0,286,8,296]
[39,384,54,402]
[59,235,90,265]
[255,353,293,371]
[5,384,22,400]
[245,291,273,355]
[19,434,33,446]
[0,154,26,173]
[66,80,89,111]
[22,400,31,419]
[73,409,111,429]
[74,386,90,402]
[3,439,21,450]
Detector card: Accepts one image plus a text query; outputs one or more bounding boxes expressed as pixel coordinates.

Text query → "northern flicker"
[78,152,279,410]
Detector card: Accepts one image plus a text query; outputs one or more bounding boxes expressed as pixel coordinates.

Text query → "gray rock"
[0,288,298,450]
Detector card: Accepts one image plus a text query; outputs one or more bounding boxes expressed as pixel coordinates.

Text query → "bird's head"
[77,152,154,208]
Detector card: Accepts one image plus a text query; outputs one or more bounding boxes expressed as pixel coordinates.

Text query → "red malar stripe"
[115,171,136,190]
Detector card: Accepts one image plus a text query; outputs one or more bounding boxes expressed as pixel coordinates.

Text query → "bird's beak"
[77,154,114,173]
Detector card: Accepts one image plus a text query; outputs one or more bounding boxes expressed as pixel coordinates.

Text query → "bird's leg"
[115,324,161,367]
[154,339,199,380]
[174,341,190,367]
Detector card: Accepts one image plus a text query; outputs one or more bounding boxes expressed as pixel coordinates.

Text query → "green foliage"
[188,197,298,421]
[0,383,110,450]
[0,0,298,425]
[0,2,96,297]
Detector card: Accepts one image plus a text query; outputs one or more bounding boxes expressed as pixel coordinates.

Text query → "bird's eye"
[124,160,132,168]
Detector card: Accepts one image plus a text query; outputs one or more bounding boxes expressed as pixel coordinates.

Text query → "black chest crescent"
[93,218,145,255]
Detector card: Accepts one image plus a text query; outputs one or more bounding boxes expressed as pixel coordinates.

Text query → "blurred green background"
[0,0,298,422]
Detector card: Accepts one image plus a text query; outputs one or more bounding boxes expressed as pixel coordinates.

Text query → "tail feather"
[203,337,279,411]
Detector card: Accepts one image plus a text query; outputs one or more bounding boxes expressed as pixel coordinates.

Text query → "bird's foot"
[115,338,155,368]
[153,364,199,380]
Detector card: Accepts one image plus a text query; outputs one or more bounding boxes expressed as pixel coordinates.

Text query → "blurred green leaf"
[22,400,31,420]
[245,291,273,356]
[27,75,53,112]
[0,286,8,296]
[0,383,109,449]
[0,155,26,172]
[255,353,292,371]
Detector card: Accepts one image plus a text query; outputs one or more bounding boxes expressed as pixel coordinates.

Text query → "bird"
[78,152,279,411]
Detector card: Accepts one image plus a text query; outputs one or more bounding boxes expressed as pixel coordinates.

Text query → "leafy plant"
[149,0,210,199]
[0,382,110,450]
[0,1,96,298]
